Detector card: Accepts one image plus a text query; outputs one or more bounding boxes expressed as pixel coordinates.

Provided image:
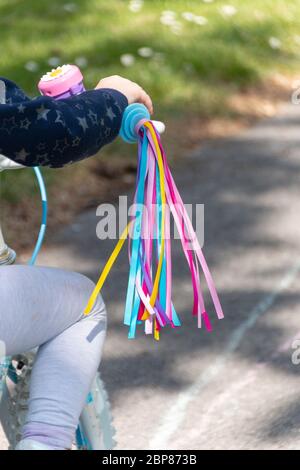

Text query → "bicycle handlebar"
[0,65,163,265]
[0,154,24,171]
[38,65,166,141]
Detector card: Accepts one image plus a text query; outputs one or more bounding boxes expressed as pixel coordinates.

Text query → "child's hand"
[95,75,153,115]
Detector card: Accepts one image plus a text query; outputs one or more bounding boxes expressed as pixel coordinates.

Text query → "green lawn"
[1,0,300,204]
[1,0,300,113]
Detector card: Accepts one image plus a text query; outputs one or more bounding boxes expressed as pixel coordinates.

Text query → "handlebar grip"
[120,103,165,143]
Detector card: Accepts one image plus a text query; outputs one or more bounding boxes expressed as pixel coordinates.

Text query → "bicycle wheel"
[0,351,116,450]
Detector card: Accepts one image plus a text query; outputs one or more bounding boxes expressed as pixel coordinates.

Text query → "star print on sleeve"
[15,148,30,161]
[55,110,66,127]
[0,116,17,134]
[72,136,81,147]
[87,109,98,126]
[104,127,111,138]
[106,107,116,121]
[77,116,89,132]
[36,105,50,121]
[36,153,50,166]
[53,138,69,154]
[0,80,128,167]
[37,142,46,151]
[18,103,26,113]
[20,118,31,130]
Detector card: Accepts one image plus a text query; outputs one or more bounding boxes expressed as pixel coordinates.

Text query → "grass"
[0,0,299,112]
[1,0,300,228]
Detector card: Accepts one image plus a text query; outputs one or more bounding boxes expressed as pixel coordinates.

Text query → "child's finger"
[138,89,153,115]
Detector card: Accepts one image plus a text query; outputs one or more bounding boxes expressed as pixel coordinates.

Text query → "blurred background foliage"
[0,0,299,247]
[0,0,299,114]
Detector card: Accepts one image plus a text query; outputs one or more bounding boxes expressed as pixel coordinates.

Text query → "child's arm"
[0,77,128,168]
[1,77,31,103]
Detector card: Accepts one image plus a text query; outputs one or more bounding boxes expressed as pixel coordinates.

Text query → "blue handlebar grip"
[120,103,150,143]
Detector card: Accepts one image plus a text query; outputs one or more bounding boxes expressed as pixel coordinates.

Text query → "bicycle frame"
[0,156,47,266]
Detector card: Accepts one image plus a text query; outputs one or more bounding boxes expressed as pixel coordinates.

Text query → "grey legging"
[0,265,107,449]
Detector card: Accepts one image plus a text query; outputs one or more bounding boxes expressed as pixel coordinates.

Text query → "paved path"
[1,103,300,450]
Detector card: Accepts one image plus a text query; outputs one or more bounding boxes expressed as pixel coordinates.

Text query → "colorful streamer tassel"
[84,104,224,340]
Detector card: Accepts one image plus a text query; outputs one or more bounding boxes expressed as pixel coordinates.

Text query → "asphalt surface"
[1,103,300,450]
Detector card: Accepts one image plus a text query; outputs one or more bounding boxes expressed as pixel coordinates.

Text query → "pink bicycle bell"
[38,64,85,100]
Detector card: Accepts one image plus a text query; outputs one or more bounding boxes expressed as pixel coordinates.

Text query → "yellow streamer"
[84,223,130,315]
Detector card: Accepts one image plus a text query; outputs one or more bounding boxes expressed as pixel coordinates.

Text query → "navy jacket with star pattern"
[0,77,128,168]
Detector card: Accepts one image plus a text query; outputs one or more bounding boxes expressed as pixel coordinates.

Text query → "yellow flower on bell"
[49,67,63,78]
